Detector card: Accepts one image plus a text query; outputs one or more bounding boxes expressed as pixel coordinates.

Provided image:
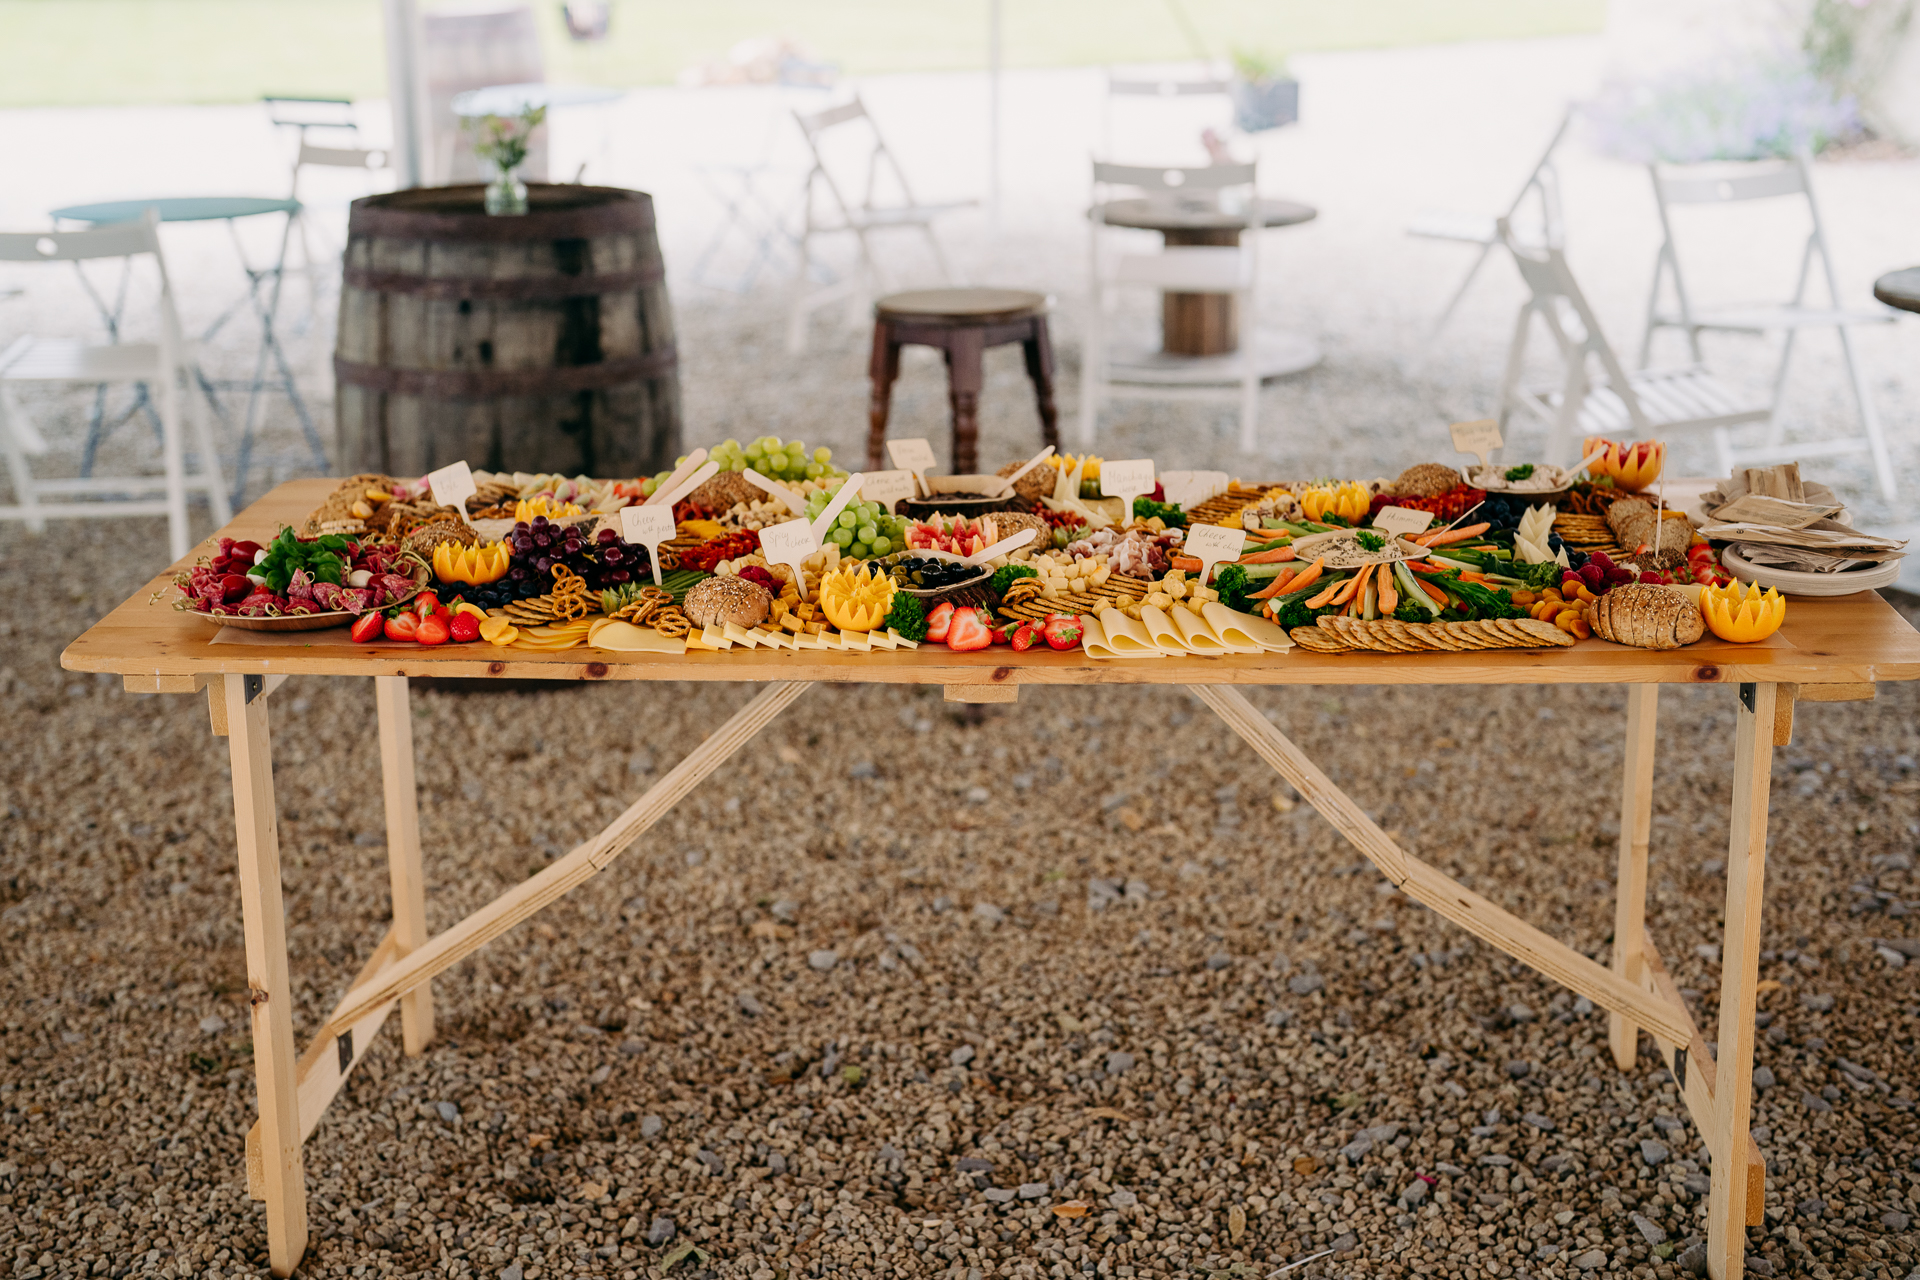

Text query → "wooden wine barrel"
[334,184,681,480]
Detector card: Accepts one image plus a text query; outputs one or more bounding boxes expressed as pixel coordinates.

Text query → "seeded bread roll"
[1390,463,1464,498]
[1606,498,1694,563]
[684,575,773,629]
[688,470,761,513]
[1588,584,1704,649]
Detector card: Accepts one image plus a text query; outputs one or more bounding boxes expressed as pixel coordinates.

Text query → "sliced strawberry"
[350,612,385,643]
[945,606,993,652]
[383,611,420,642]
[925,601,955,642]
[1009,623,1039,652]
[416,614,452,646]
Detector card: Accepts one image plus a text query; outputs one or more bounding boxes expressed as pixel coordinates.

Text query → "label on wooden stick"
[1101,458,1155,524]
[757,518,818,596]
[859,470,917,513]
[1449,418,1502,466]
[886,438,937,474]
[426,461,475,517]
[1183,522,1243,587]
[1371,506,1436,539]
[620,504,677,587]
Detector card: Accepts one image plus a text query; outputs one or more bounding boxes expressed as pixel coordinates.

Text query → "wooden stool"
[867,288,1060,474]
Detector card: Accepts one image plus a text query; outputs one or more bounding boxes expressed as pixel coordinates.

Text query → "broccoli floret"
[884,591,927,641]
[1213,564,1253,614]
[1446,577,1524,619]
[1393,596,1428,622]
[1273,600,1337,630]
[988,563,1036,595]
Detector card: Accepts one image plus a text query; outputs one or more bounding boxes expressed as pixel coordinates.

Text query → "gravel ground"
[5,35,1920,1280]
[4,521,1920,1280]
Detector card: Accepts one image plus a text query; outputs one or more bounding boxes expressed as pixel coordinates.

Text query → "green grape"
[813,446,832,463]
[831,527,854,547]
[745,442,764,461]
[805,462,824,478]
[870,535,891,555]
[850,541,869,558]
[838,510,857,529]
[857,524,877,543]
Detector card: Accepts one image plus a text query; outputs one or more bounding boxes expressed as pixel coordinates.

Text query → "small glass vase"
[484,164,528,216]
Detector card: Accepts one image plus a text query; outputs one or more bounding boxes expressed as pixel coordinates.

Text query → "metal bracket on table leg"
[336,1029,353,1075]
[1672,1046,1687,1087]
[244,673,267,704]
[1738,682,1757,715]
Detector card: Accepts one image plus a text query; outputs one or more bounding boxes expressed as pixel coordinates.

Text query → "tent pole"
[989,0,1002,226]
[383,0,429,188]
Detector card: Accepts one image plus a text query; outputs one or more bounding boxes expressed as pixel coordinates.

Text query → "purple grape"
[597,528,617,544]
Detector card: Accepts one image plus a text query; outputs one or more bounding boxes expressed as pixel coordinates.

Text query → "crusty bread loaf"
[1606,498,1694,562]
[1588,585,1704,649]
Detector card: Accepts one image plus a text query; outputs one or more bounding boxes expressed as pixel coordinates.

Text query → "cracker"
[1512,616,1577,647]
[1291,627,1350,653]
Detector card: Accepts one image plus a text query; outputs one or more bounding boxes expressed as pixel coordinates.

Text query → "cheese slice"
[841,630,872,651]
[888,628,919,650]
[867,629,897,650]
[816,630,843,649]
[723,622,762,648]
[588,620,688,654]
[700,624,733,650]
[753,627,792,650]
[1202,602,1293,652]
[792,630,825,649]
[1139,605,1195,654]
[1092,608,1166,658]
[1171,606,1231,654]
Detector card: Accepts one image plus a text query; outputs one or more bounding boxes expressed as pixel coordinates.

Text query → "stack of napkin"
[1698,465,1906,574]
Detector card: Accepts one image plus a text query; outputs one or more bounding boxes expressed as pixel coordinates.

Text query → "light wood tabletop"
[63,478,1920,691]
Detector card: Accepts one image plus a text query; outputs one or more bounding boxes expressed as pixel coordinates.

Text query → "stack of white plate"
[1720,545,1901,597]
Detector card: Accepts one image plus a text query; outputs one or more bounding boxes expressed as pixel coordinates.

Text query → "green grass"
[0,0,1607,107]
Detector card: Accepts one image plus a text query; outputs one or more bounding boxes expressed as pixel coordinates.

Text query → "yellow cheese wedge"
[888,628,919,650]
[1171,607,1231,654]
[816,630,843,649]
[753,627,792,650]
[792,631,825,649]
[700,624,733,650]
[1202,602,1293,652]
[867,629,896,650]
[587,621,688,654]
[723,621,761,649]
[842,630,871,651]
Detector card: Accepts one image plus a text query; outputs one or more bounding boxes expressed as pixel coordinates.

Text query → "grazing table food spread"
[62,431,1920,1280]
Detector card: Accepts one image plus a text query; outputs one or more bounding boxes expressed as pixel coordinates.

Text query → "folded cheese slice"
[841,630,872,651]
[1093,608,1167,657]
[888,628,919,650]
[587,621,688,654]
[723,622,763,648]
[867,629,897,650]
[1202,602,1293,652]
[1138,605,1195,654]
[699,624,733,650]
[1171,606,1231,654]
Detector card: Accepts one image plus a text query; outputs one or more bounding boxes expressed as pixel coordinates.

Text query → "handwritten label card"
[1159,469,1228,509]
[859,469,916,513]
[1371,505,1436,539]
[886,438,938,474]
[427,460,475,520]
[620,503,677,587]
[1449,418,1503,469]
[757,518,818,597]
[1183,522,1244,589]
[1101,458,1155,524]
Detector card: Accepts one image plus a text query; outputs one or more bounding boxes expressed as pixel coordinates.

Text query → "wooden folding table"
[62,479,1920,1280]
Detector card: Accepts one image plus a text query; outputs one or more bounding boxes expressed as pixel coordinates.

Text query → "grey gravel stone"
[983,1187,1016,1204]
[1574,1251,1607,1270]
[1802,992,1836,1012]
[1506,1059,1532,1078]
[736,991,764,1016]
[1288,973,1323,995]
[646,1216,676,1245]
[1802,1091,1833,1113]
[1676,1242,1708,1276]
[1683,1173,1712,1197]
[1752,1065,1775,1090]
[950,1044,975,1067]
[1640,1140,1670,1165]
[1632,1214,1666,1246]
[639,1114,664,1139]
[1104,1050,1135,1075]
[1399,1179,1430,1207]
[1330,1232,1357,1253]
[971,902,1004,925]
[956,1156,993,1172]
[435,1101,459,1123]
[1205,951,1232,970]
[197,1014,226,1034]
[1108,1189,1137,1209]
[1797,1196,1825,1218]
[1522,1111,1555,1131]
[808,949,839,971]
[620,1037,645,1056]
[1882,1210,1911,1231]
[499,1265,523,1280]
[848,760,878,779]
[1017,1181,1048,1199]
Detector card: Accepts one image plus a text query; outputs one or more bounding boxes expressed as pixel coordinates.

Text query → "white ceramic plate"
[1720,544,1902,597]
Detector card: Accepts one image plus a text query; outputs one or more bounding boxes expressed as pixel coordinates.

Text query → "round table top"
[1874,267,1920,315]
[877,287,1047,323]
[451,83,625,117]
[1094,195,1317,232]
[51,196,299,225]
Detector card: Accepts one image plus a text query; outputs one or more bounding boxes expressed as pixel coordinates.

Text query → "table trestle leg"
[376,676,432,1054]
[223,674,308,1276]
[1189,686,1695,1049]
[1610,684,1660,1069]
[1707,683,1777,1280]
[321,681,813,1039]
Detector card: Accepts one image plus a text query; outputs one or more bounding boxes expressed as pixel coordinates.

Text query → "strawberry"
[350,612,385,643]
[448,611,481,643]
[416,613,452,646]
[945,606,994,652]
[414,591,445,619]
[1008,623,1039,652]
[383,611,420,642]
[1041,613,1083,651]
[924,601,956,643]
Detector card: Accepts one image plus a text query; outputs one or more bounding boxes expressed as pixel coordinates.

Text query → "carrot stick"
[1457,571,1490,585]
[1419,579,1449,605]
[1405,559,1446,574]
[1169,555,1202,572]
[1237,546,1297,564]
[1248,568,1296,599]
[1376,572,1398,616]
[1304,573,1346,608]
[1331,564,1371,607]
[1283,556,1325,595]
[1417,522,1491,547]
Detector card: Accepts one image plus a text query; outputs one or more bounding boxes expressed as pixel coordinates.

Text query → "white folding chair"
[0,212,230,562]
[787,94,975,353]
[1409,107,1572,343]
[1496,221,1771,468]
[1081,162,1263,452]
[1640,153,1896,499]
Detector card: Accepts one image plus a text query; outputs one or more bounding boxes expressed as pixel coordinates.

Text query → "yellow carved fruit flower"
[513,496,584,522]
[1700,579,1786,643]
[1298,481,1369,524]
[818,564,897,633]
[1582,437,1664,492]
[432,540,511,585]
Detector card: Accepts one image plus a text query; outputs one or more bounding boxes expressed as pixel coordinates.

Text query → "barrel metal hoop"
[340,263,664,301]
[332,347,679,398]
[346,185,656,242]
